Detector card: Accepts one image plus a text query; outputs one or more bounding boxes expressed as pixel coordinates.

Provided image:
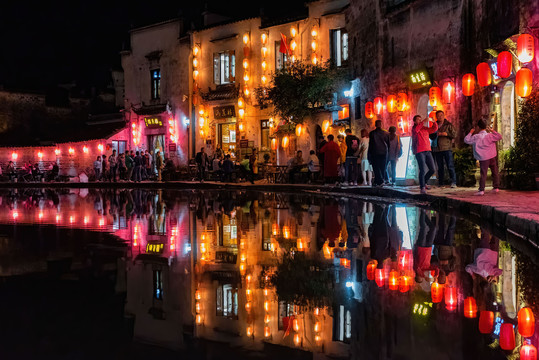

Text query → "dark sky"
[0,0,306,94]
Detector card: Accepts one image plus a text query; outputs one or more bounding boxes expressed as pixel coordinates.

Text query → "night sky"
[0,0,306,95]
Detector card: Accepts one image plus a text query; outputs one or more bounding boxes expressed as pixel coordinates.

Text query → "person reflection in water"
[434,214,457,281]
[465,227,502,282]
[413,209,441,284]
[369,204,390,269]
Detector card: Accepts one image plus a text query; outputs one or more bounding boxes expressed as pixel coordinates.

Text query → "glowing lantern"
[517,34,535,63]
[293,318,300,332]
[443,81,455,104]
[311,41,317,51]
[295,124,303,137]
[397,92,408,111]
[261,33,268,44]
[312,55,318,65]
[193,70,199,80]
[192,57,198,68]
[264,326,271,338]
[37,151,43,159]
[264,301,270,312]
[518,307,535,337]
[68,147,75,155]
[261,47,268,57]
[261,75,267,84]
[264,314,271,324]
[238,97,244,108]
[83,146,89,154]
[238,108,245,118]
[199,129,204,137]
[479,311,494,334]
[11,152,17,160]
[366,260,377,280]
[290,40,297,51]
[521,342,538,360]
[244,87,250,96]
[311,27,318,37]
[242,33,249,44]
[444,286,457,311]
[462,73,475,96]
[387,95,397,113]
[271,138,277,150]
[374,97,383,115]
[196,314,202,324]
[431,281,443,303]
[499,323,516,350]
[497,51,512,78]
[365,102,374,119]
[243,59,249,69]
[399,276,411,292]
[322,119,331,133]
[245,302,252,312]
[294,333,301,346]
[375,268,384,287]
[476,62,492,87]
[314,321,321,332]
[246,326,253,337]
[55,148,61,156]
[282,136,289,148]
[261,60,267,71]
[290,27,297,37]
[243,73,250,81]
[98,144,104,152]
[193,45,200,56]
[429,87,441,107]
[388,270,398,291]
[463,297,477,318]
[516,68,533,97]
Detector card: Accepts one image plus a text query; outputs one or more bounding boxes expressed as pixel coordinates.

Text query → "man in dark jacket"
[432,110,457,188]
[368,120,390,186]
[345,129,360,185]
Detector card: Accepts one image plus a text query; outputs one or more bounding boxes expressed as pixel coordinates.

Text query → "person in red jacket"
[412,115,438,194]
[319,134,341,185]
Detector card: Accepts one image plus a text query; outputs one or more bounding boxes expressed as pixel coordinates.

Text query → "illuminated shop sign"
[408,68,432,89]
[144,117,163,128]
[146,243,164,254]
[213,105,236,119]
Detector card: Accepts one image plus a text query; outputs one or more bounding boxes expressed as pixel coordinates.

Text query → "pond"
[0,188,536,359]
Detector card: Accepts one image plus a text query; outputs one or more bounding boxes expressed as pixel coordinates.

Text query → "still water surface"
[0,188,535,359]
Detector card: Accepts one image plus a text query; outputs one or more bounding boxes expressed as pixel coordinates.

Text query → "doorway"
[148,135,165,168]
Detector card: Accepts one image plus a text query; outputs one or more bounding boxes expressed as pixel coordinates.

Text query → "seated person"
[308,150,320,182]
[32,163,42,181]
[240,155,254,184]
[212,155,223,180]
[6,161,15,181]
[222,155,234,182]
[287,150,304,184]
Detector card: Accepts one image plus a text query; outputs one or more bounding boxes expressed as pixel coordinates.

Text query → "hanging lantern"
[479,311,494,334]
[431,281,443,303]
[518,307,536,338]
[499,323,516,351]
[397,250,412,271]
[243,59,249,69]
[462,73,476,96]
[516,68,533,98]
[387,94,397,113]
[521,342,538,360]
[261,46,268,57]
[374,97,383,115]
[517,34,535,63]
[365,101,374,119]
[429,110,437,120]
[261,60,267,71]
[322,120,331,133]
[497,51,512,78]
[388,270,398,291]
[429,87,441,107]
[443,81,455,104]
[366,260,377,280]
[11,152,18,160]
[37,151,43,159]
[463,297,477,318]
[282,136,289,148]
[295,124,303,137]
[238,97,245,108]
[238,122,245,132]
[271,138,277,151]
[397,92,408,111]
[399,276,411,292]
[375,268,384,287]
[290,26,297,38]
[476,62,492,87]
[243,33,250,44]
[444,286,457,311]
[397,116,408,134]
[261,33,268,44]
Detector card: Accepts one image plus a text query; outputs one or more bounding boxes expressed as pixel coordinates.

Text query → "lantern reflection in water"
[431,281,443,303]
[388,270,398,291]
[499,323,516,350]
[516,68,533,98]
[375,268,384,287]
[517,34,535,63]
[518,307,535,338]
[444,286,457,311]
[463,297,477,318]
[521,342,538,360]
[399,276,411,292]
[366,260,377,280]
[478,310,494,334]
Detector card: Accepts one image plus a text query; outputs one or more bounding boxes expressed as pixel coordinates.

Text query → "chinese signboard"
[144,116,163,128]
[408,69,432,89]
[213,105,236,119]
[146,243,164,254]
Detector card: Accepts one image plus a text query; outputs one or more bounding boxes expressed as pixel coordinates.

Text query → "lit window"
[330,29,349,67]
[153,270,163,300]
[151,69,161,100]
[216,284,238,318]
[275,41,288,70]
[213,51,235,85]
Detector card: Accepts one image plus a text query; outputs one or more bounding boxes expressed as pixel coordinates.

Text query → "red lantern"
[388,270,398,291]
[397,116,408,134]
[365,102,374,119]
[387,95,397,113]
[516,68,533,98]
[443,81,455,104]
[397,92,408,111]
[429,87,441,107]
[463,297,477,318]
[397,250,412,271]
[497,51,512,78]
[462,73,475,96]
[499,323,516,351]
[431,281,443,303]
[518,307,536,338]
[375,268,384,287]
[366,260,377,281]
[517,34,535,63]
[428,111,437,120]
[444,286,457,311]
[271,138,277,151]
[478,311,494,334]
[374,97,383,115]
[399,276,411,292]
[521,342,538,360]
[476,62,492,87]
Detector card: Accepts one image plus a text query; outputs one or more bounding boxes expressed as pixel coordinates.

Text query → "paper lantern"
[429,87,441,107]
[375,268,384,287]
[476,62,492,87]
[478,311,494,334]
[397,250,412,271]
[365,102,374,119]
[463,297,477,318]
[11,152,18,160]
[271,138,277,151]
[462,73,475,96]
[431,281,443,303]
[429,111,437,120]
[518,307,535,338]
[497,51,512,78]
[322,120,331,133]
[521,343,538,360]
[295,124,303,137]
[282,136,289,148]
[517,34,535,63]
[238,97,244,108]
[366,260,377,280]
[387,95,397,113]
[397,92,408,111]
[516,68,533,98]
[499,323,515,351]
[443,81,455,104]
[374,97,383,115]
[444,286,457,311]
[397,116,408,134]
[388,270,398,291]
[399,276,411,292]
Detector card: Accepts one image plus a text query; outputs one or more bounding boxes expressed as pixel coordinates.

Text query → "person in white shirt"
[94,156,102,181]
[464,119,502,196]
[308,150,320,182]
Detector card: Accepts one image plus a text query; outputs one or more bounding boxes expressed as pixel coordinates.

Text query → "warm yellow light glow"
[261,33,268,44]
[193,70,199,79]
[314,321,320,332]
[240,254,246,262]
[290,40,297,51]
[312,55,318,65]
[199,129,204,137]
[311,41,317,51]
[297,239,304,251]
[246,326,253,337]
[264,301,270,312]
[315,335,321,343]
[193,45,200,56]
[243,33,250,44]
[261,46,268,57]
[291,55,296,62]
[199,109,204,116]
[238,97,244,108]
[294,334,301,346]
[244,87,250,96]
[83,146,88,153]
[195,291,201,300]
[283,226,290,239]
[238,108,245,118]
[311,28,317,37]
[290,26,297,37]
[293,318,300,332]
[314,307,320,316]
[55,148,61,156]
[245,302,252,311]
[243,73,249,81]
[322,119,331,133]
[295,124,302,137]
[264,326,271,338]
[192,58,198,68]
[264,314,271,323]
[243,59,249,69]
[246,274,252,283]
[37,151,43,159]
[68,147,75,155]
[195,302,201,313]
[264,288,269,296]
[261,60,267,70]
[240,264,246,273]
[196,314,202,324]
[261,75,267,84]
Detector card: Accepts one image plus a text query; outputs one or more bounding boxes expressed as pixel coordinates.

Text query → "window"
[261,120,271,150]
[151,69,161,99]
[275,41,288,70]
[112,140,126,155]
[262,220,272,251]
[278,301,295,330]
[333,305,351,343]
[216,284,238,318]
[213,51,235,85]
[330,29,348,67]
[153,270,163,300]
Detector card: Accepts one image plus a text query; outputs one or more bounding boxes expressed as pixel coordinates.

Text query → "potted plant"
[453,147,477,187]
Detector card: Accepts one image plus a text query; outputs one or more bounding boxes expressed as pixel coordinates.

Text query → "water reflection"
[0,188,534,359]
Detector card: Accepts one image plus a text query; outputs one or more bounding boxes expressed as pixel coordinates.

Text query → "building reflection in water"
[0,188,534,359]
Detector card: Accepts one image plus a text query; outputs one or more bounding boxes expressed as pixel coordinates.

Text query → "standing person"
[195,147,208,182]
[144,150,152,180]
[464,119,502,196]
[94,156,102,181]
[155,150,163,181]
[358,129,373,186]
[249,149,258,181]
[222,155,234,182]
[344,129,360,185]
[432,110,457,188]
[308,150,320,183]
[287,150,304,184]
[240,155,254,184]
[118,153,126,180]
[317,135,327,179]
[133,151,143,182]
[101,155,108,181]
[319,134,341,185]
[212,154,223,181]
[411,115,438,194]
[368,120,390,187]
[387,126,402,186]
[108,150,117,182]
[337,134,347,183]
[126,151,134,182]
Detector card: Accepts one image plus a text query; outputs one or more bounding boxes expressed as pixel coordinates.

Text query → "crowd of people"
[93,149,164,182]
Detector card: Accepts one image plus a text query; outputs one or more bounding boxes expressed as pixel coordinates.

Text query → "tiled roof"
[201,85,239,102]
